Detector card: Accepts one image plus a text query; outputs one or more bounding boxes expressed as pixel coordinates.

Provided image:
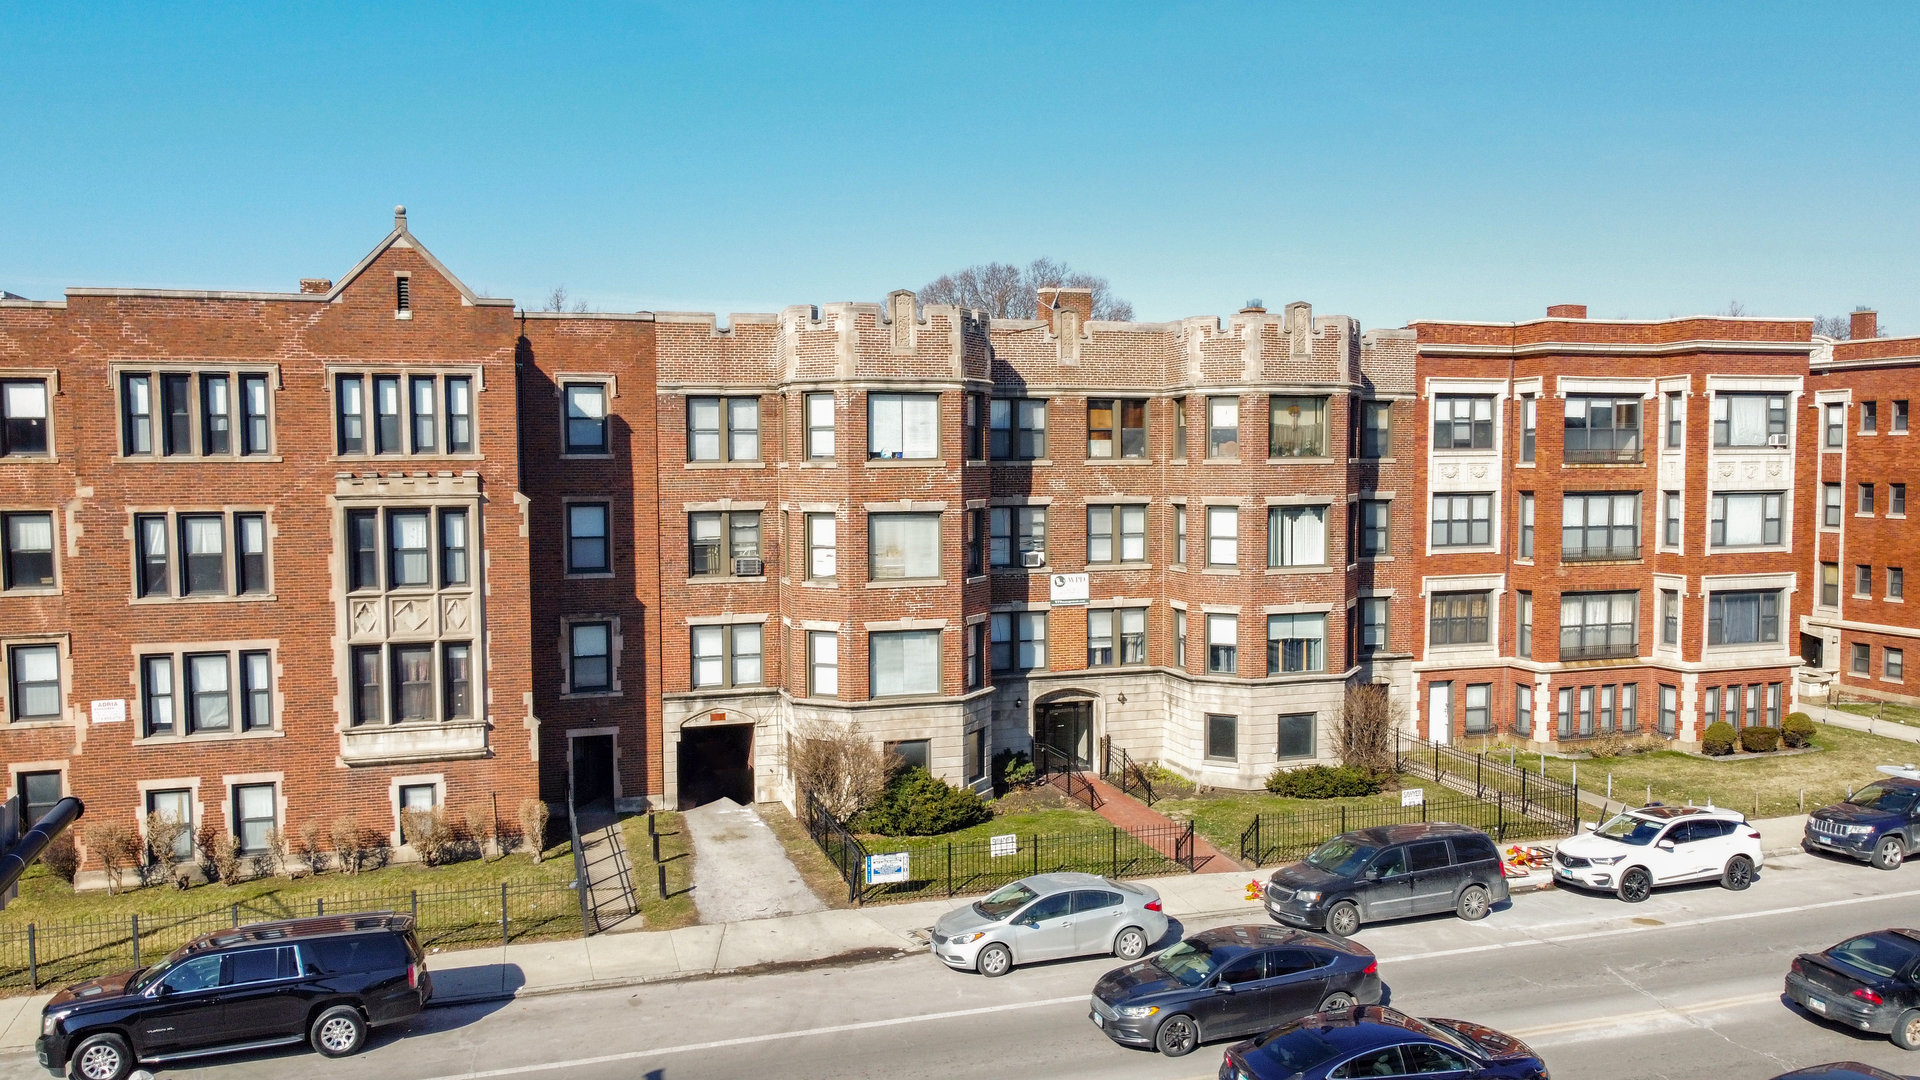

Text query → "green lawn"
[1831,701,1920,729]
[617,811,700,931]
[1151,790,1410,855]
[855,805,1114,850]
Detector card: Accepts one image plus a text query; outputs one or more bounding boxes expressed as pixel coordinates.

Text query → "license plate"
[1556,867,1572,877]
[1092,1012,1105,1027]
[1807,997,1826,1013]
[1819,836,1837,846]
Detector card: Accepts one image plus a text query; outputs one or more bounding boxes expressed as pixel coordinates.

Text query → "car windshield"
[1152,939,1224,986]
[1247,1025,1342,1073]
[131,942,206,992]
[974,882,1039,920]
[1594,813,1666,846]
[1846,783,1920,815]
[1305,837,1377,876]
[1831,934,1920,979]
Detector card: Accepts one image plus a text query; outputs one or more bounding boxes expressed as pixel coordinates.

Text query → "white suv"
[1552,804,1764,903]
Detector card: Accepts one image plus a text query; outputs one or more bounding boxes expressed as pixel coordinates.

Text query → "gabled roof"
[324,206,514,308]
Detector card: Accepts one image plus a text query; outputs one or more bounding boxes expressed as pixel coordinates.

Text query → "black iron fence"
[1393,734,1581,832]
[1101,739,1159,807]
[1236,789,1576,868]
[0,882,583,992]
[1032,743,1103,810]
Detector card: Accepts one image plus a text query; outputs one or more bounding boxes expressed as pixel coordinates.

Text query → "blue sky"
[4,2,1917,331]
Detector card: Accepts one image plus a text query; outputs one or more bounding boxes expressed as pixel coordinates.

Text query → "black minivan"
[1264,823,1509,937]
[38,913,430,1080]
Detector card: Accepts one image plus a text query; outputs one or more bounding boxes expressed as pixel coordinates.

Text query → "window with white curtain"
[807,514,836,580]
[1207,614,1238,673]
[805,392,835,459]
[868,393,939,459]
[1206,506,1238,567]
[1267,505,1326,567]
[1711,393,1787,447]
[1709,492,1784,547]
[868,513,940,580]
[1559,591,1638,660]
[809,631,838,696]
[870,630,941,696]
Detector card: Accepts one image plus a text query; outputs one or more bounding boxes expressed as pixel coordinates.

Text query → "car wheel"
[1325,901,1361,938]
[1155,1013,1200,1057]
[1617,867,1652,904]
[1318,991,1357,1013]
[1113,926,1149,961]
[310,1004,368,1058]
[1873,836,1906,871]
[1721,854,1754,891]
[1893,1009,1920,1051]
[1456,884,1492,921]
[67,1033,132,1080]
[977,943,1013,978]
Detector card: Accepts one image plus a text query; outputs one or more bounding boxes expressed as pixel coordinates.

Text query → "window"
[1267,505,1326,567]
[1826,403,1845,448]
[688,396,759,462]
[807,514,837,580]
[1278,713,1315,759]
[1515,684,1533,737]
[1088,506,1147,565]
[397,783,437,844]
[1205,714,1237,761]
[1433,395,1494,449]
[989,398,1046,460]
[1357,597,1387,654]
[1562,493,1639,561]
[8,644,60,721]
[15,771,60,827]
[395,275,411,313]
[334,375,365,454]
[351,646,382,726]
[444,642,472,719]
[1464,683,1491,733]
[1518,396,1536,462]
[1863,401,1879,433]
[162,374,192,455]
[967,728,987,782]
[868,393,938,460]
[571,622,612,692]
[233,514,267,594]
[122,374,154,454]
[1710,492,1784,547]
[1206,397,1240,458]
[567,503,610,574]
[1357,500,1388,557]
[1517,591,1532,658]
[808,631,838,697]
[1821,563,1840,607]
[1659,684,1677,735]
[141,656,174,736]
[373,375,401,454]
[989,507,1046,568]
[232,783,277,856]
[965,621,986,689]
[3,513,53,590]
[388,511,430,587]
[688,510,761,578]
[1429,591,1490,646]
[1430,493,1492,547]
[186,653,231,732]
[1857,564,1873,597]
[805,393,835,459]
[1564,395,1643,463]
[1891,567,1905,600]
[963,394,985,460]
[1205,506,1239,567]
[1206,614,1238,673]
[1661,590,1679,645]
[1708,589,1781,645]
[1560,591,1638,660]
[445,377,472,454]
[871,629,941,697]
[1172,397,1188,458]
[1266,613,1326,673]
[1663,492,1680,548]
[1711,393,1787,447]
[1088,399,1147,459]
[241,651,271,731]
[1664,391,1683,449]
[409,376,437,453]
[1889,648,1906,681]
[1175,506,1188,564]
[1853,642,1871,675]
[990,612,1045,672]
[1861,483,1876,515]
[1518,493,1534,558]
[1360,401,1391,458]
[1269,396,1327,458]
[147,789,194,861]
[1087,608,1146,666]
[2,379,48,455]
[565,384,609,454]
[1897,400,1911,433]
[392,645,435,722]
[730,624,763,686]
[1174,609,1188,668]
[440,510,469,587]
[1895,484,1908,516]
[869,513,941,580]
[333,372,468,457]
[963,509,984,577]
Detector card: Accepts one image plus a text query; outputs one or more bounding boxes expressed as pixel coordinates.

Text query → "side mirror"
[149,983,171,999]
[1657,840,1676,851]
[1214,981,1235,993]
[1581,822,1597,832]
[1365,868,1383,881]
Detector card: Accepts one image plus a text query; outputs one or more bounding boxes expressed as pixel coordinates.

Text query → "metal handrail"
[1034,743,1102,810]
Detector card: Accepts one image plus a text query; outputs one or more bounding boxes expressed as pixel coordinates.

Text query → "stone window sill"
[685,460,766,470]
[865,579,947,589]
[800,579,838,589]
[987,459,1050,467]
[1202,567,1241,576]
[1265,456,1334,465]
[566,572,616,581]
[685,576,770,586]
[560,689,623,700]
[1088,562,1153,572]
[117,455,290,465]
[2,588,61,598]
[1265,565,1334,576]
[138,729,284,746]
[131,593,278,606]
[1082,458,1152,467]
[865,458,946,468]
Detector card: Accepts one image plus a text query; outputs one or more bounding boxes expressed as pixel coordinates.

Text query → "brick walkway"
[1086,777,1242,874]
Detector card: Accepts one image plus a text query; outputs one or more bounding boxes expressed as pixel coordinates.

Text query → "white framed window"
[869,513,941,580]
[1266,613,1325,673]
[805,392,835,459]
[871,629,941,697]
[1206,613,1238,673]
[1710,492,1784,547]
[1206,506,1238,567]
[868,393,939,460]
[808,631,838,697]
[807,514,837,580]
[1267,505,1326,567]
[1207,397,1239,458]
[1087,505,1146,565]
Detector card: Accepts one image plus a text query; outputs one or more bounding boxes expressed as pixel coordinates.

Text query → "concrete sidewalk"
[1797,701,1920,746]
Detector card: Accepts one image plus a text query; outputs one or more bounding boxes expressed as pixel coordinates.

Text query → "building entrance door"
[678,724,754,808]
[1036,700,1094,770]
[570,734,616,809]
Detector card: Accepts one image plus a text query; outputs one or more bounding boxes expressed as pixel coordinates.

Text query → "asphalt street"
[8,849,1920,1080]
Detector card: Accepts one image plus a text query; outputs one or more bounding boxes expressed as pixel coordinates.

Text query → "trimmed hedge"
[1739,725,1782,753]
[1702,721,1737,756]
[1265,765,1382,799]
[1782,713,1816,749]
[858,767,993,836]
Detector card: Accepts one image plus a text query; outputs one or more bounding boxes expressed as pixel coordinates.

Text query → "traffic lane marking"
[1506,990,1781,1042]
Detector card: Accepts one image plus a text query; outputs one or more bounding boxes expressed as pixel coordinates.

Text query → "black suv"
[1805,776,1920,870]
[1264,823,1509,937]
[38,913,430,1080]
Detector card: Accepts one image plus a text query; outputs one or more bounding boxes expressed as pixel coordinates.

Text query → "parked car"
[1263,822,1509,937]
[930,872,1166,977]
[1219,1004,1549,1080]
[38,913,430,1080]
[1765,1065,1906,1080]
[1088,924,1380,1057]
[1552,804,1762,903]
[1804,776,1920,870]
[1784,928,1920,1050]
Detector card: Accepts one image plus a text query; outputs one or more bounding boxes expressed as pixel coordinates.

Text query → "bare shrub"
[39,833,79,883]
[256,827,290,879]
[331,814,361,875]
[788,720,891,821]
[210,832,244,886]
[86,821,140,895]
[1334,685,1406,779]
[296,819,325,874]
[518,798,550,861]
[194,821,223,866]
[464,802,494,859]
[403,807,455,866]
[143,812,190,885]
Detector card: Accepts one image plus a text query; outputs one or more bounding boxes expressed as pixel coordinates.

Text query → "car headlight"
[1114,1004,1160,1019]
[1294,890,1322,903]
[1848,825,1875,836]
[954,931,986,944]
[1586,855,1624,865]
[43,1009,71,1037]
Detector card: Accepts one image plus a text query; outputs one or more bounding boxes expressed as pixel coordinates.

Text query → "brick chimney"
[1547,304,1587,319]
[1851,310,1878,339]
[300,279,333,294]
[1037,286,1093,330]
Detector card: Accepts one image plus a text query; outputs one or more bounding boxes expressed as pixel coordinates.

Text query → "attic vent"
[396,276,411,315]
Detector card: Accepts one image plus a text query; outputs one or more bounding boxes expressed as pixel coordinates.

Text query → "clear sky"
[4,2,1917,332]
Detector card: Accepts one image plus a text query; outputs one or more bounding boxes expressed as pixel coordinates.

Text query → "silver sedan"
[930,872,1169,977]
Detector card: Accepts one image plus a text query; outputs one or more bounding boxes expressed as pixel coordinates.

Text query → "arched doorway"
[1033,695,1096,770]
[678,717,754,808]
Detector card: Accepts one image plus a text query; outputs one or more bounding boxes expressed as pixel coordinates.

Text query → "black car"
[1805,777,1920,870]
[38,913,431,1080]
[1264,823,1510,937]
[1784,928,1920,1050]
[1766,1065,1907,1080]
[1220,1005,1549,1080]
[1089,924,1380,1058]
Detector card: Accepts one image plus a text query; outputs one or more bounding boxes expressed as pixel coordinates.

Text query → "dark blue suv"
[1805,777,1920,870]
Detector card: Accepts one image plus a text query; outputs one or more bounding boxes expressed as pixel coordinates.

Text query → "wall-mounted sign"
[90,699,127,725]
[1049,573,1089,606]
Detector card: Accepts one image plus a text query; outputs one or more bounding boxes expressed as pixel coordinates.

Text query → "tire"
[1155,1013,1200,1057]
[1325,901,1361,938]
[67,1033,132,1080]
[1318,991,1357,1013]
[1893,1009,1920,1051]
[1456,884,1492,921]
[1873,836,1906,871]
[1721,855,1755,891]
[1617,867,1652,904]
[1113,926,1149,961]
[310,1004,367,1058]
[977,943,1012,978]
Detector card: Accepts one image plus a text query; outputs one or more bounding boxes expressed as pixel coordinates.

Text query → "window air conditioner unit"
[1021,550,1046,569]
[733,557,765,577]
[1768,434,1789,448]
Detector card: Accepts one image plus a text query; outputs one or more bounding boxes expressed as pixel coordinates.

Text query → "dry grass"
[757,800,859,910]
[616,811,700,931]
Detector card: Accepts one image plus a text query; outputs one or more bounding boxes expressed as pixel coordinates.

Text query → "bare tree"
[1333,685,1407,779]
[788,720,892,821]
[543,286,590,314]
[920,258,1134,321]
[1718,300,1748,317]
